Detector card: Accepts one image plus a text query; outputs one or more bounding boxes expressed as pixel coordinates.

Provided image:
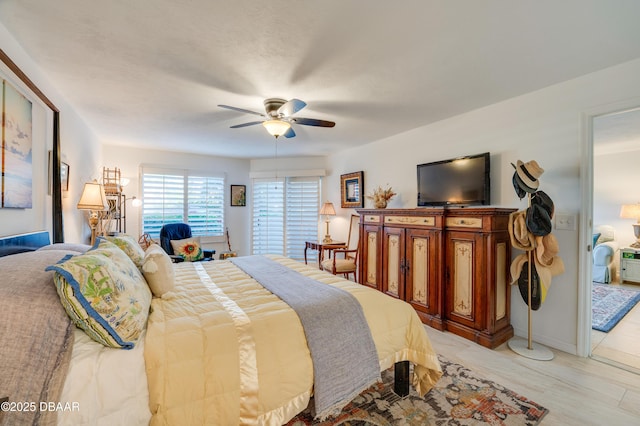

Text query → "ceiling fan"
[218,98,335,139]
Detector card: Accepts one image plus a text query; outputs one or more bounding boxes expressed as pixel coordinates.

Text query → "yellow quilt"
[144,255,442,425]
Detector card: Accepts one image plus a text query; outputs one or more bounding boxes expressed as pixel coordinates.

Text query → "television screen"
[417,152,490,207]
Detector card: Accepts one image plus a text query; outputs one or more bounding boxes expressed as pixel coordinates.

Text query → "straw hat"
[511,160,544,193]
[509,210,535,251]
[535,234,559,266]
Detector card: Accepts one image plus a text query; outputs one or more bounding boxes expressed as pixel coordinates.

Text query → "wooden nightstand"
[620,247,640,283]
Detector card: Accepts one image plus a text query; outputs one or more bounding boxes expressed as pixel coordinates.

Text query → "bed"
[0,231,442,426]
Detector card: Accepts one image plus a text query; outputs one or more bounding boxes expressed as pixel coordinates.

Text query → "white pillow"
[142,244,176,297]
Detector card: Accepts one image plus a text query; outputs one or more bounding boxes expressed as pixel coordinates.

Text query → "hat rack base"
[508,337,554,361]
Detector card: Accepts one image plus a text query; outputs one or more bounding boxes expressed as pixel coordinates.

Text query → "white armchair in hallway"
[593,225,619,284]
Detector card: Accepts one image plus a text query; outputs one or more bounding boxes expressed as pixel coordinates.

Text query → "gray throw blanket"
[0,250,76,426]
[231,255,380,420]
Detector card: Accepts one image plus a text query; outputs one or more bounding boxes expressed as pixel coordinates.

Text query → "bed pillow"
[103,234,145,268]
[142,244,175,297]
[45,239,152,349]
[170,236,204,262]
[593,233,601,247]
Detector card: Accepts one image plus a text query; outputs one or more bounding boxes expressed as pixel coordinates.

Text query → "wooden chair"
[321,214,360,281]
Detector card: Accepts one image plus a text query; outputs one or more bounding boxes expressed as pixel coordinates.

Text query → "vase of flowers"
[367,185,396,209]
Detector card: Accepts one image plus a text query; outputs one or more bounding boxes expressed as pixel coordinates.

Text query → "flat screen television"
[417,152,490,207]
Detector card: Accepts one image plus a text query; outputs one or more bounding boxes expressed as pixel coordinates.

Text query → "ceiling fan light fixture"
[262,119,291,138]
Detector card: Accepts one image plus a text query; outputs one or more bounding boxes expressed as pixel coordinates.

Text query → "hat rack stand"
[507,192,554,361]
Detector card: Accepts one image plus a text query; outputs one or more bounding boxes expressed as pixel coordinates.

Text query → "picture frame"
[230,184,246,207]
[60,161,69,191]
[340,171,364,208]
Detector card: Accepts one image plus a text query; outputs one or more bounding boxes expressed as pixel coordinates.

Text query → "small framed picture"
[340,171,364,208]
[60,162,70,191]
[231,184,246,207]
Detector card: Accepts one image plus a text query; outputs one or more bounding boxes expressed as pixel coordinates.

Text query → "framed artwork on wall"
[340,171,364,208]
[60,162,69,191]
[1,79,33,208]
[231,184,246,207]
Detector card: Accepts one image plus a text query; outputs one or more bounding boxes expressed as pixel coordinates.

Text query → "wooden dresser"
[357,207,515,349]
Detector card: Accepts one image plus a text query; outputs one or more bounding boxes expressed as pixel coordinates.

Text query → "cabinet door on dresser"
[382,227,442,322]
[360,222,383,291]
[445,230,484,330]
[382,227,405,299]
[404,228,442,321]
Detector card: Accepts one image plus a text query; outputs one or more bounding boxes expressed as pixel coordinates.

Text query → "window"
[141,167,225,239]
[252,176,320,262]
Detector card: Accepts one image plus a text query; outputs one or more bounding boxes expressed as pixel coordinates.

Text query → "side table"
[620,247,640,284]
[304,241,346,269]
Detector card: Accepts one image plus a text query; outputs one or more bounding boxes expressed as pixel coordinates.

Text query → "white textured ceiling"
[1,0,640,158]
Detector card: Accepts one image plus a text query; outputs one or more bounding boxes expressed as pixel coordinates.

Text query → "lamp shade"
[620,204,640,221]
[77,181,108,211]
[319,202,336,216]
[262,119,291,138]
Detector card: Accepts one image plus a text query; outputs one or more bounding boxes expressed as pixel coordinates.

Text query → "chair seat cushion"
[321,258,356,273]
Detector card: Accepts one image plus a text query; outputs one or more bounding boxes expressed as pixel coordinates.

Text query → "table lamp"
[620,203,640,248]
[319,202,336,243]
[77,181,108,245]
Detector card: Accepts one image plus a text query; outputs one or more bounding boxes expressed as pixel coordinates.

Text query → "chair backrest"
[159,223,193,255]
[347,214,360,251]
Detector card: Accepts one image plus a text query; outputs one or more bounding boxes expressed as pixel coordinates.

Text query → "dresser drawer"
[385,216,435,226]
[363,214,381,224]
[445,216,482,228]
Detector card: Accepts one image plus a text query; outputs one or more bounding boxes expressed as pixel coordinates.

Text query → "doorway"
[583,104,640,373]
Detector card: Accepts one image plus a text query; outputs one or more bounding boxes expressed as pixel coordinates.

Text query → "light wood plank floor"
[426,326,640,425]
[591,282,640,373]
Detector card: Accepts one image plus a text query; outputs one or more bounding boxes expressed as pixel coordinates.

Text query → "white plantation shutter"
[252,178,285,255]
[286,177,321,261]
[141,167,224,238]
[187,175,225,237]
[252,176,320,262]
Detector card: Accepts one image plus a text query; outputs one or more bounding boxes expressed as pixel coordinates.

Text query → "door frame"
[578,97,640,357]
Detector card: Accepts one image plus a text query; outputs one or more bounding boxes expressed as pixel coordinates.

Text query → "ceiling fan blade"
[278,98,307,117]
[283,127,296,138]
[218,104,265,117]
[291,117,336,127]
[230,121,264,128]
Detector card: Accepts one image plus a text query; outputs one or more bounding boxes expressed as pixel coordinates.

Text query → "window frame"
[139,165,226,243]
[251,175,322,262]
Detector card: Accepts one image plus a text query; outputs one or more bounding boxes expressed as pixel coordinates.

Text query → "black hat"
[511,172,526,200]
[517,260,542,311]
[531,190,554,219]
[526,204,552,236]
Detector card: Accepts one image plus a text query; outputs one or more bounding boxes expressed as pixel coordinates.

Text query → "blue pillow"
[593,233,601,247]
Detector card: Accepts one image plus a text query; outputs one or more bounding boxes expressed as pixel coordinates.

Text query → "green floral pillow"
[170,236,204,261]
[46,239,152,349]
[103,234,145,268]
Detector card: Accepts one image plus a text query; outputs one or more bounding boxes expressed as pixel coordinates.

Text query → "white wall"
[326,58,640,355]
[0,22,101,242]
[594,147,640,277]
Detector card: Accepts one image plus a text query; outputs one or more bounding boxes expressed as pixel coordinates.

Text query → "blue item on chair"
[159,223,215,261]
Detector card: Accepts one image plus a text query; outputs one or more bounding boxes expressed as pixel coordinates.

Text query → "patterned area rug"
[285,355,548,425]
[592,282,640,332]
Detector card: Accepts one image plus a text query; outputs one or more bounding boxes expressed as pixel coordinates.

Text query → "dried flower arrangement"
[367,185,396,209]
